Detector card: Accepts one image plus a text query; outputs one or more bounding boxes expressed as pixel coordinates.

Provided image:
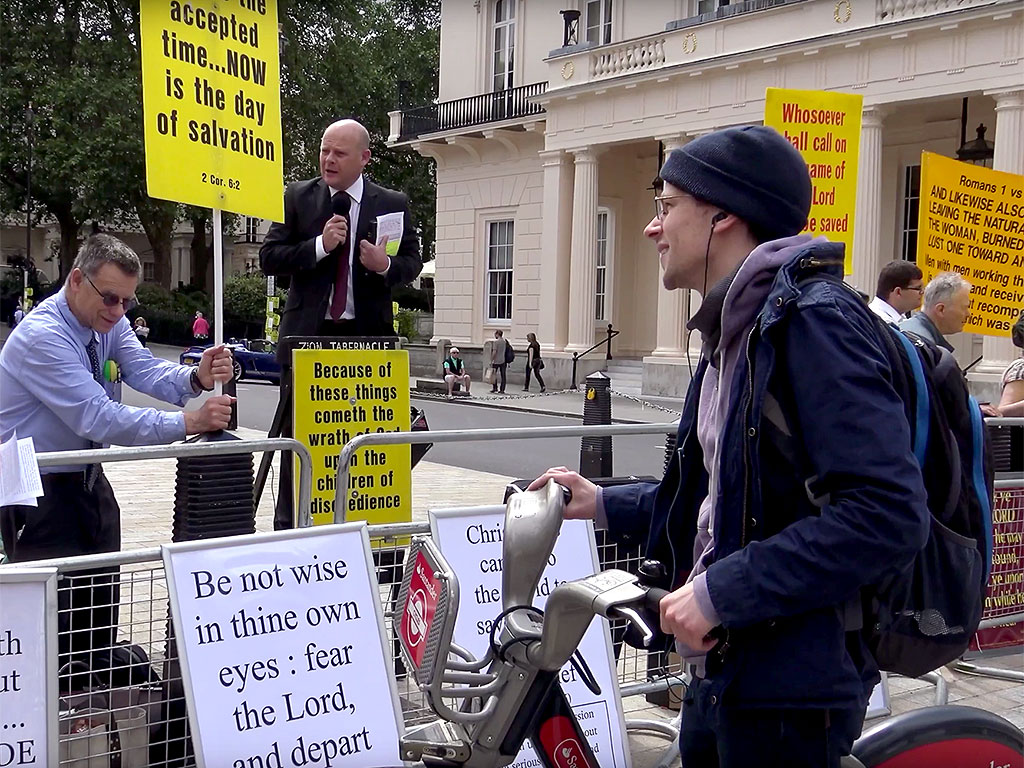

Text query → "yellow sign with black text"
[917,152,1024,337]
[140,0,284,220]
[764,88,863,272]
[292,349,411,527]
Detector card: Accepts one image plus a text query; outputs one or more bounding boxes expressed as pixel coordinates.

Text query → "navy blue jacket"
[603,243,929,709]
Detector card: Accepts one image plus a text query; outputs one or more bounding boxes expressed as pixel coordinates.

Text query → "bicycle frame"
[393,482,658,767]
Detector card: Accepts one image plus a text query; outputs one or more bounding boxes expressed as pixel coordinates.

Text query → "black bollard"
[153,431,256,767]
[579,372,612,479]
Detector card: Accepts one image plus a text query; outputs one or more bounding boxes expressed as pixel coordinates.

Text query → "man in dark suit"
[260,118,422,529]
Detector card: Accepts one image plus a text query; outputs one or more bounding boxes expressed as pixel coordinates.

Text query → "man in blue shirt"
[0,233,234,669]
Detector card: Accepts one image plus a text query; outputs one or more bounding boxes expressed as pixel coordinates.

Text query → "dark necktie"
[330,191,351,321]
[85,337,103,490]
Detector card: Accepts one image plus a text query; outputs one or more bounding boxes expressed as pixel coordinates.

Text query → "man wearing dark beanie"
[531,126,928,765]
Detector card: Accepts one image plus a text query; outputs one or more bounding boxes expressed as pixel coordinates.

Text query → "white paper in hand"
[0,432,44,507]
[375,212,404,257]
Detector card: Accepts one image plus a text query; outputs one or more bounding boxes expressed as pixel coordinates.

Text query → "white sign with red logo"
[430,506,631,768]
[400,549,441,669]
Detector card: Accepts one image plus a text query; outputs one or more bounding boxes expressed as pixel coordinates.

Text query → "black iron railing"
[398,81,548,142]
[571,324,619,390]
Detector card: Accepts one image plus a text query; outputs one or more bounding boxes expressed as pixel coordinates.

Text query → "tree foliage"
[1,0,441,285]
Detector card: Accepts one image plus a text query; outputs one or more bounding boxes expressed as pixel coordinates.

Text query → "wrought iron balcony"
[396,81,547,142]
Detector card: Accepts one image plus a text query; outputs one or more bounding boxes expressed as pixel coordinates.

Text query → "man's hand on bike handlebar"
[528,468,598,520]
[659,581,718,654]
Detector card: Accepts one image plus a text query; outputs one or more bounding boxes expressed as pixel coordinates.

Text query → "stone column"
[652,135,690,357]
[566,148,600,352]
[538,150,574,351]
[851,106,886,293]
[977,89,1024,379]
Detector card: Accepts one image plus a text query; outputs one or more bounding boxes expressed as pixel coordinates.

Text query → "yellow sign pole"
[916,152,1024,337]
[764,88,863,273]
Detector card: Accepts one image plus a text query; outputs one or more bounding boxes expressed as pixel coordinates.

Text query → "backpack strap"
[967,395,994,581]
[891,330,930,467]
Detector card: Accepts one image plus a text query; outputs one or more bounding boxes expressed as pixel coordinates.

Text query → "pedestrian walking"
[523,332,546,393]
[490,329,508,393]
[192,310,210,343]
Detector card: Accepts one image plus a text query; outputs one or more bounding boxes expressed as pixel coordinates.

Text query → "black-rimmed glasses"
[85,274,138,311]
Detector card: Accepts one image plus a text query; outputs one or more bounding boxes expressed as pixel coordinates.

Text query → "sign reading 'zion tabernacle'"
[140,0,284,220]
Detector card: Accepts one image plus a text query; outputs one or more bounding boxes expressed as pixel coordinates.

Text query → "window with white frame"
[491,0,516,92]
[595,208,611,321]
[245,216,261,243]
[585,0,613,45]
[486,219,514,321]
[900,165,921,262]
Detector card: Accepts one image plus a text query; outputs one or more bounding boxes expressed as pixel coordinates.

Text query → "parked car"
[179,338,281,383]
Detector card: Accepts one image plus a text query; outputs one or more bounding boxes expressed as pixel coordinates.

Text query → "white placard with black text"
[431,505,631,768]
[162,524,403,768]
[0,567,58,768]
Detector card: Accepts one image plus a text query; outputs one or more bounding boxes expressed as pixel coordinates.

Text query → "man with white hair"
[900,271,972,351]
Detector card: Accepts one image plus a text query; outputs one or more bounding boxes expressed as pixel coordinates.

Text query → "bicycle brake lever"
[609,605,654,647]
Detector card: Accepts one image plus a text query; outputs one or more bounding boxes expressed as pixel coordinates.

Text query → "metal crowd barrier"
[35,438,315,528]
[950,473,1024,684]
[9,439,314,767]
[332,422,680,520]
[9,419,1021,766]
[23,520,673,766]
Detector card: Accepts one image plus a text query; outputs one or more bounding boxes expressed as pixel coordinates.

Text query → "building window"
[486,219,514,321]
[901,165,921,262]
[492,0,515,92]
[143,261,155,282]
[595,209,611,321]
[586,0,613,45]
[697,0,730,14]
[245,217,261,243]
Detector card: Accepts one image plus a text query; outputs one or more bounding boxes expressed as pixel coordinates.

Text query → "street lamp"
[25,102,33,266]
[956,97,994,167]
[956,124,994,167]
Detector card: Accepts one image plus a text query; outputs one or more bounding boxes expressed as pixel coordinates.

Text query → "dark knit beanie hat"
[659,125,812,242]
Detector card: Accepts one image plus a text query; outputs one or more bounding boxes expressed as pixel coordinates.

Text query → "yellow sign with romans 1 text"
[917,152,1024,337]
[140,0,283,221]
[292,349,412,527]
[764,88,863,273]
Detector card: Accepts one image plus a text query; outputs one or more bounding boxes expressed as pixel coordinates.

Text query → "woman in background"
[134,316,150,347]
[524,332,546,393]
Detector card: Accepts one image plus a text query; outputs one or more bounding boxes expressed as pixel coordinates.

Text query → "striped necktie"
[85,337,103,490]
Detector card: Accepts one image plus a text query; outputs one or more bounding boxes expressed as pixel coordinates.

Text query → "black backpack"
[785,263,993,677]
[860,324,994,677]
[504,342,515,364]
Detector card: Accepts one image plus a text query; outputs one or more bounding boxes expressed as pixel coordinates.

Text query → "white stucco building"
[390,0,1023,397]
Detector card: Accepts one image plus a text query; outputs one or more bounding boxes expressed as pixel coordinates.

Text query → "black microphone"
[331,192,350,250]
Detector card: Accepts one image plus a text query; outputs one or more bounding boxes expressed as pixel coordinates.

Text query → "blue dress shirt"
[0,288,196,472]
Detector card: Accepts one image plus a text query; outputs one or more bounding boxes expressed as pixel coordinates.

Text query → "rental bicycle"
[392,480,1024,768]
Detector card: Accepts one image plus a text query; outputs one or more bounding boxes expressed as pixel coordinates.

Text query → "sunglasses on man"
[85,273,139,312]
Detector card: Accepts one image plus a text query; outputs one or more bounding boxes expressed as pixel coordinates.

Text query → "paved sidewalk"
[411,377,684,425]
[100,426,1022,767]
